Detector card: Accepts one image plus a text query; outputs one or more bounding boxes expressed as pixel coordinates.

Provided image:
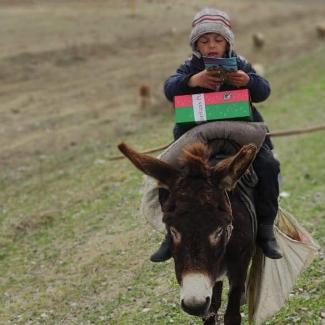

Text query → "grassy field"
[0,1,324,324]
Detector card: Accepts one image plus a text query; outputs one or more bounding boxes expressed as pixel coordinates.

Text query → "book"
[174,89,251,124]
[202,56,238,72]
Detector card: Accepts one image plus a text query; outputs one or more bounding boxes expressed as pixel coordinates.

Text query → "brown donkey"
[118,142,257,325]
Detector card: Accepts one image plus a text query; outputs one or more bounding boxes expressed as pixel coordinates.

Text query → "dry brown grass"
[1,0,325,176]
[1,1,325,323]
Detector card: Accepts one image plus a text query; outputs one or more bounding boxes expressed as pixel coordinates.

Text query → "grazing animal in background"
[252,33,265,49]
[138,84,152,110]
[316,24,325,38]
[118,141,257,325]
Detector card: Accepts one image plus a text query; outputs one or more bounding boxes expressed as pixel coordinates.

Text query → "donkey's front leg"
[202,281,223,325]
[224,281,245,325]
[224,251,251,325]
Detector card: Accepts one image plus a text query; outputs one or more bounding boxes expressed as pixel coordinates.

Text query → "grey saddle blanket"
[141,121,267,234]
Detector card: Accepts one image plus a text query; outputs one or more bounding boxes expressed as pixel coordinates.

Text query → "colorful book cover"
[202,56,238,72]
[174,89,251,124]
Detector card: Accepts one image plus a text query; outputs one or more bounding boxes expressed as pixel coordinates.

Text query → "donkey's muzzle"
[180,273,213,317]
[181,296,210,316]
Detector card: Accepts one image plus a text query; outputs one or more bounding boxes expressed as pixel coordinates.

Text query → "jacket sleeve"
[164,60,197,102]
[238,56,271,103]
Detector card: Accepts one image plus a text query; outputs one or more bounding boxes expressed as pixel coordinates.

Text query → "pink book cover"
[174,89,249,108]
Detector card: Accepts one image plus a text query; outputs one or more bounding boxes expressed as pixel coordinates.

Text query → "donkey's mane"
[180,142,210,166]
[179,143,211,177]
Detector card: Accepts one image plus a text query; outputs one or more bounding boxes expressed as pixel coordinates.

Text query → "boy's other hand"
[226,70,250,87]
[188,70,224,90]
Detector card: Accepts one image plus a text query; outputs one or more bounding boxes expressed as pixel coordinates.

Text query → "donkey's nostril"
[181,297,211,317]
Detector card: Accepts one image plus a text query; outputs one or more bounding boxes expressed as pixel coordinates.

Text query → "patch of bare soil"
[1,0,325,176]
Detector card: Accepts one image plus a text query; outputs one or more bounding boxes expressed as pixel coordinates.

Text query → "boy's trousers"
[252,144,280,225]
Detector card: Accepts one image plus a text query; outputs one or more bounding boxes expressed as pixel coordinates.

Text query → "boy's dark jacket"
[164,52,273,148]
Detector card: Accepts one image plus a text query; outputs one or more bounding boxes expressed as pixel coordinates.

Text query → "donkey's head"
[118,142,256,317]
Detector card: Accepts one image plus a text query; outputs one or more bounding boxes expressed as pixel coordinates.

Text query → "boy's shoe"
[257,224,283,259]
[150,232,172,262]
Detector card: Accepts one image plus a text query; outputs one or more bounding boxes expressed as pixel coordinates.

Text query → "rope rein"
[109,124,325,161]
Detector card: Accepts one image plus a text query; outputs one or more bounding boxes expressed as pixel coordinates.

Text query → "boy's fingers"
[227,77,243,84]
[206,82,218,89]
[208,76,224,82]
[228,75,241,79]
[207,73,220,79]
[206,81,216,87]
[226,72,239,77]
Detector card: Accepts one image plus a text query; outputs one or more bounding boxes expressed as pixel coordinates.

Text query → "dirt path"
[1,0,325,171]
[1,2,324,323]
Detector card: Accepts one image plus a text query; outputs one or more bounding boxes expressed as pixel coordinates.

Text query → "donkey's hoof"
[202,312,217,325]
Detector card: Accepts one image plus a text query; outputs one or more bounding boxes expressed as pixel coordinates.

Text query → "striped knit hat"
[190,8,235,57]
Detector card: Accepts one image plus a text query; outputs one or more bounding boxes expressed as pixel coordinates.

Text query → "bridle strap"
[224,190,234,242]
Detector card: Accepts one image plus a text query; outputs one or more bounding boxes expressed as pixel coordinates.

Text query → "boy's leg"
[150,124,191,263]
[253,145,282,259]
[150,232,172,262]
[150,188,172,262]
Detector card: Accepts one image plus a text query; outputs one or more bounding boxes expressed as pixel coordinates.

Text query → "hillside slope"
[1,46,324,325]
[0,1,324,324]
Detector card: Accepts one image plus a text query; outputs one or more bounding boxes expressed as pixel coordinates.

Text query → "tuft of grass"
[0,16,324,325]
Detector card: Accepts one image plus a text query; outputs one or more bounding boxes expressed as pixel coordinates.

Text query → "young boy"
[151,7,282,262]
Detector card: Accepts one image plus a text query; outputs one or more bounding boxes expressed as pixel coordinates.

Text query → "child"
[150,7,282,262]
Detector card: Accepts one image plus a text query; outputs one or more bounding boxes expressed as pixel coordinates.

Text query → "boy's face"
[196,33,227,57]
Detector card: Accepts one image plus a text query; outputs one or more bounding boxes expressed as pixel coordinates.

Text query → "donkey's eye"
[209,227,223,246]
[170,226,181,244]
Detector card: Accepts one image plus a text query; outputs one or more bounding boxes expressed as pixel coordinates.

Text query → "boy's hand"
[188,70,225,90]
[226,70,250,87]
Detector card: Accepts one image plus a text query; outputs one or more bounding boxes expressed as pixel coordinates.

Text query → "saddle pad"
[141,121,266,232]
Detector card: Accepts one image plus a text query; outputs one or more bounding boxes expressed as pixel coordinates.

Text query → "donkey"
[118,141,257,325]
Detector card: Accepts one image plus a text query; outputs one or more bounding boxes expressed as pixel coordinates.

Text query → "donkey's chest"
[216,267,227,282]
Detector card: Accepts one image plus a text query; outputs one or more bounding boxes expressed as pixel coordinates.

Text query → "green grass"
[1,47,324,324]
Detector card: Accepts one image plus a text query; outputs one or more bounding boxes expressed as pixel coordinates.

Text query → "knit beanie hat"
[189,8,235,57]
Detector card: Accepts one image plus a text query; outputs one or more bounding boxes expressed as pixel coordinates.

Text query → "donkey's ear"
[118,142,180,188]
[213,144,257,190]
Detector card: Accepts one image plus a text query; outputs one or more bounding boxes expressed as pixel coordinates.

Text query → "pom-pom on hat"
[190,8,235,57]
